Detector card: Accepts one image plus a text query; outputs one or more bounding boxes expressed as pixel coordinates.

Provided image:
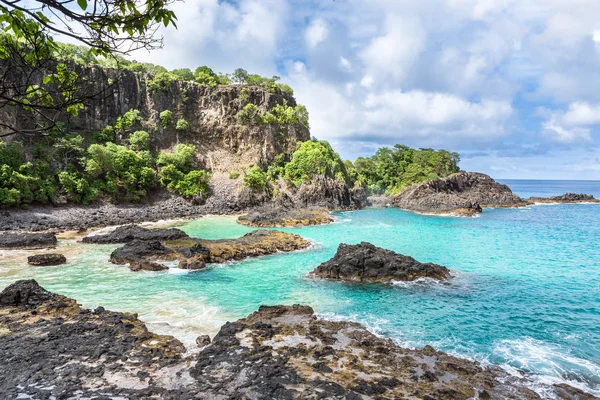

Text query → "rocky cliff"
[2,65,309,167]
[393,172,526,216]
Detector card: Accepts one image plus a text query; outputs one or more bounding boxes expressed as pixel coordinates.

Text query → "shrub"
[157,144,196,171]
[148,72,176,92]
[115,109,141,133]
[159,110,173,129]
[229,170,240,179]
[171,68,194,81]
[284,140,349,187]
[94,125,116,143]
[176,119,190,132]
[243,167,268,191]
[129,130,150,151]
[235,103,262,125]
[57,170,97,204]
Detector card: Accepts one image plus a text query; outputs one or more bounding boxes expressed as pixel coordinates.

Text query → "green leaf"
[77,0,87,10]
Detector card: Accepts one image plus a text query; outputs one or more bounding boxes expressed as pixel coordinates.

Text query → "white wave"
[493,337,600,397]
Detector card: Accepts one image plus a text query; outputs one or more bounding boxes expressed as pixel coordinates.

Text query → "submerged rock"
[237,206,333,227]
[129,260,169,272]
[27,253,67,266]
[529,193,599,204]
[0,232,57,250]
[310,242,451,283]
[0,281,594,399]
[393,172,526,215]
[82,224,189,244]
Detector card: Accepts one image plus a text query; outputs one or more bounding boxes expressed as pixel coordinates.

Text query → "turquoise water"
[499,179,600,198]
[1,181,600,396]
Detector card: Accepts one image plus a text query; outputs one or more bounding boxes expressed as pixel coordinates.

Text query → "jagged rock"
[295,175,367,210]
[0,280,187,399]
[529,193,599,204]
[0,232,57,250]
[109,239,176,265]
[0,279,54,307]
[310,242,451,283]
[0,282,595,399]
[82,224,189,244]
[237,205,333,227]
[393,172,526,215]
[196,335,211,348]
[129,260,169,272]
[27,254,67,266]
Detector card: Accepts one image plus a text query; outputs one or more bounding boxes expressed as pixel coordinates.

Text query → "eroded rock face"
[0,232,57,250]
[0,280,188,399]
[129,260,169,272]
[82,224,189,244]
[310,242,451,283]
[295,175,368,210]
[529,193,599,203]
[27,253,66,266]
[393,172,525,215]
[237,205,334,227]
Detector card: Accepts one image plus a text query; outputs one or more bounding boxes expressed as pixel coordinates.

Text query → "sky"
[129,0,600,180]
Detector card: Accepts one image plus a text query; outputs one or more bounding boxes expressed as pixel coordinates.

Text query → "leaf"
[77,0,87,10]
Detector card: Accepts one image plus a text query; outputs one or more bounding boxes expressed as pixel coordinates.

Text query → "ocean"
[1,179,599,397]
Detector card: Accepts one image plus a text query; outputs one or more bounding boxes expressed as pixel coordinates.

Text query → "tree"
[231,68,248,84]
[171,68,194,81]
[0,0,178,137]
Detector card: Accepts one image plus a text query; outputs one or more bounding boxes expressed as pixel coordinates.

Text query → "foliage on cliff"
[346,145,460,195]
[0,110,210,207]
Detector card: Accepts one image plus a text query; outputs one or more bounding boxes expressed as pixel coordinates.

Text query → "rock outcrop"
[393,172,525,215]
[237,205,333,227]
[27,253,67,266]
[529,193,599,204]
[82,224,189,244]
[0,232,57,250]
[310,242,451,283]
[295,175,368,210]
[1,281,595,399]
[107,230,311,270]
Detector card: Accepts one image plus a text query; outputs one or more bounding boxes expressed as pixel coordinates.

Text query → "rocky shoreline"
[2,280,596,399]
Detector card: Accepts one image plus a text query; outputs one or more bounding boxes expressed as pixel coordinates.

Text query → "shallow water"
[1,182,600,396]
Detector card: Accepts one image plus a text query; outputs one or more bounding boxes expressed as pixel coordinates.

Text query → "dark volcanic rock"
[27,253,67,266]
[0,282,595,399]
[82,224,189,244]
[529,193,599,203]
[295,175,368,210]
[110,239,176,265]
[0,232,57,250]
[237,205,333,227]
[0,280,189,399]
[393,172,525,215]
[310,242,451,283]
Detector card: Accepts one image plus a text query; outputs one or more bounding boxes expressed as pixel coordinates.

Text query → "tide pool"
[1,201,600,396]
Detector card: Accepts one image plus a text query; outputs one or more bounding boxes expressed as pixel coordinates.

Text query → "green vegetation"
[229,171,240,179]
[159,110,173,129]
[129,131,150,151]
[346,145,460,195]
[157,144,209,199]
[283,140,349,187]
[176,119,190,132]
[235,101,309,128]
[243,167,269,191]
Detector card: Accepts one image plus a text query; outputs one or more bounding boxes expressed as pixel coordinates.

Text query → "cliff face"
[3,66,309,167]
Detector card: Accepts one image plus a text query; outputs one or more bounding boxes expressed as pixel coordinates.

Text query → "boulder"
[0,279,54,307]
[196,335,211,348]
[310,242,451,283]
[393,172,525,215]
[110,239,176,265]
[82,224,189,244]
[27,254,67,266]
[0,232,57,250]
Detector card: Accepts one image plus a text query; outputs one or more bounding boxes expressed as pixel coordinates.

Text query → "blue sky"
[131,0,600,180]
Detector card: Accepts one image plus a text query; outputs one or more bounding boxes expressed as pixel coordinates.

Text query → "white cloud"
[339,57,352,72]
[359,15,425,83]
[540,102,600,144]
[542,119,592,144]
[305,18,329,49]
[561,102,600,126]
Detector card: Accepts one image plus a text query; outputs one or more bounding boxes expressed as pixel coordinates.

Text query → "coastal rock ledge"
[1,280,595,399]
[393,171,525,216]
[310,242,451,283]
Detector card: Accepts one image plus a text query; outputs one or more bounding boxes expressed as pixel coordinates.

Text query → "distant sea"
[498,179,600,199]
